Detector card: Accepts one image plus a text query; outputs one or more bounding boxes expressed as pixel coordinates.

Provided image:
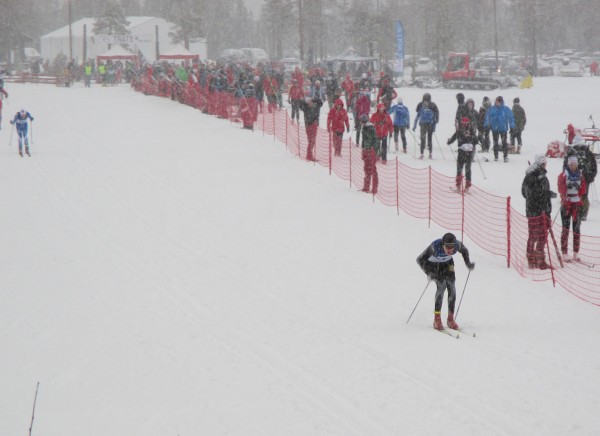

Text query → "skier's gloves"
[446,138,452,145]
[550,191,558,199]
[466,262,475,271]
[427,273,435,281]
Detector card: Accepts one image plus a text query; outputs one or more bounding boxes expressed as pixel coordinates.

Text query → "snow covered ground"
[1,77,599,436]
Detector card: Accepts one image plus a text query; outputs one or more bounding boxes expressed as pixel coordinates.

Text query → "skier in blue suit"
[10,109,34,156]
[484,96,515,163]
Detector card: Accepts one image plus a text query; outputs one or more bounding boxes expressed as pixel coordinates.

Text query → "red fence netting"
[133,81,600,306]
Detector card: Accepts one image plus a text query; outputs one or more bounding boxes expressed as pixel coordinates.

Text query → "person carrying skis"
[521,155,557,269]
[484,95,515,162]
[327,98,350,157]
[359,114,379,194]
[447,117,478,191]
[10,109,34,156]
[0,83,8,129]
[388,97,410,153]
[416,233,475,331]
[558,155,587,261]
[370,103,393,162]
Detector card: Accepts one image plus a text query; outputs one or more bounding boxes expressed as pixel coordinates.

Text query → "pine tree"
[92,0,131,36]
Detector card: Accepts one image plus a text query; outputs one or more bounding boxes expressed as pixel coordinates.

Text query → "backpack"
[419,104,434,124]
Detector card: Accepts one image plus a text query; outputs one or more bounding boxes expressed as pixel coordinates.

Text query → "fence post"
[262,104,265,136]
[396,157,400,215]
[297,121,301,158]
[461,181,465,241]
[349,138,353,188]
[506,196,511,268]
[428,165,432,228]
[273,109,276,141]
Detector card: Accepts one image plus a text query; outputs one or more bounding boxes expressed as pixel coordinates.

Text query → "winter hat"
[572,134,585,145]
[360,114,369,123]
[466,98,474,106]
[483,96,490,103]
[567,155,579,165]
[423,93,431,102]
[377,103,385,111]
[442,233,457,247]
[495,96,504,103]
[513,97,520,104]
[534,154,547,165]
[397,96,403,103]
[456,93,465,104]
[334,98,344,107]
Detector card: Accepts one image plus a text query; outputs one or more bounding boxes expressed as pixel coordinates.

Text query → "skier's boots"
[447,312,459,330]
[433,312,443,330]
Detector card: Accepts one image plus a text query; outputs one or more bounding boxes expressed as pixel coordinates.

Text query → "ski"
[436,328,460,339]
[449,187,470,194]
[564,258,595,269]
[457,328,477,338]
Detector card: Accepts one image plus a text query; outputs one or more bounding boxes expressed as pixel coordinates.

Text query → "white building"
[40,16,207,63]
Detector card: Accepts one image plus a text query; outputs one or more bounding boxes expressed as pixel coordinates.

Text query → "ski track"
[3,83,600,435]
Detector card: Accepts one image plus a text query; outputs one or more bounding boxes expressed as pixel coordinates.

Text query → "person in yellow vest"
[84,62,92,87]
[98,62,107,86]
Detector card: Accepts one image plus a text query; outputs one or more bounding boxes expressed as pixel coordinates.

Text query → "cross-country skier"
[10,109,34,157]
[564,135,597,221]
[484,96,515,162]
[360,114,379,194]
[327,98,350,157]
[416,233,475,331]
[447,116,478,191]
[558,155,587,261]
[388,97,410,153]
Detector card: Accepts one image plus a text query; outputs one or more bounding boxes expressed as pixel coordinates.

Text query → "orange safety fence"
[133,81,600,306]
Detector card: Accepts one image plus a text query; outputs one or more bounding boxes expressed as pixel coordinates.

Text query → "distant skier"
[510,97,527,154]
[300,96,323,162]
[10,109,34,157]
[0,83,8,129]
[417,233,475,331]
[359,114,379,194]
[447,116,478,191]
[326,98,350,157]
[413,95,437,159]
[564,135,597,221]
[387,97,410,153]
[477,96,491,152]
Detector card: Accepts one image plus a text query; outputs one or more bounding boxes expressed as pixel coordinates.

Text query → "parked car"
[414,57,437,77]
[219,49,244,63]
[558,58,584,77]
[535,57,554,76]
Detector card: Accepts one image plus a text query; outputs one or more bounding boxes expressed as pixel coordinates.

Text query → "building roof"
[41,16,163,39]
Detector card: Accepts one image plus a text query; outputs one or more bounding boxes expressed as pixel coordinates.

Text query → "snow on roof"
[41,16,160,39]
[98,45,136,57]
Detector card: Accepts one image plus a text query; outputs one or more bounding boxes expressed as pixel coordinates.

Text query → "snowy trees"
[92,1,131,36]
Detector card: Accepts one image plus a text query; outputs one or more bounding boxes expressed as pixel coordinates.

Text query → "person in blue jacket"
[484,95,515,163]
[10,109,34,156]
[413,99,436,159]
[388,97,410,153]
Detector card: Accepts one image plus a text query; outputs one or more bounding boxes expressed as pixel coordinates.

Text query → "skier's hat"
[442,233,456,247]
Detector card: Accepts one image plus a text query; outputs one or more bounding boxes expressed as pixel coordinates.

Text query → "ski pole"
[547,216,564,268]
[455,269,471,320]
[474,150,487,180]
[30,121,34,145]
[434,132,446,160]
[407,128,417,159]
[406,280,431,324]
[29,381,40,436]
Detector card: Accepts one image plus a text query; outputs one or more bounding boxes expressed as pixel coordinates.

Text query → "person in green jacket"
[84,62,92,87]
[360,114,380,194]
[98,62,107,86]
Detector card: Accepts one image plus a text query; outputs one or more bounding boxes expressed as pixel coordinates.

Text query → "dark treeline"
[1,0,599,64]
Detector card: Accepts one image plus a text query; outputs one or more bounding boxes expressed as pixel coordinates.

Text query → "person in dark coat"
[510,97,527,154]
[300,96,323,161]
[477,96,491,152]
[413,93,439,159]
[521,155,558,269]
[417,232,475,331]
[447,117,478,190]
[360,114,379,194]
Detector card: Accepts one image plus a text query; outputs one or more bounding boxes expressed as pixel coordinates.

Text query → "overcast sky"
[243,0,264,19]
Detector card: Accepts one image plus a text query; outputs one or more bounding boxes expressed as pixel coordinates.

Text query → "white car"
[558,58,584,77]
[414,57,437,77]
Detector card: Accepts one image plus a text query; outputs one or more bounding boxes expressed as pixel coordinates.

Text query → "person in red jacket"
[292,66,304,87]
[354,89,371,144]
[590,60,599,77]
[327,98,350,157]
[341,74,355,111]
[288,79,304,123]
[370,103,394,162]
[558,155,587,261]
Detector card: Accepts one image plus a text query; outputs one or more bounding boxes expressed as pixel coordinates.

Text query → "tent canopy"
[97,45,139,67]
[159,44,200,61]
